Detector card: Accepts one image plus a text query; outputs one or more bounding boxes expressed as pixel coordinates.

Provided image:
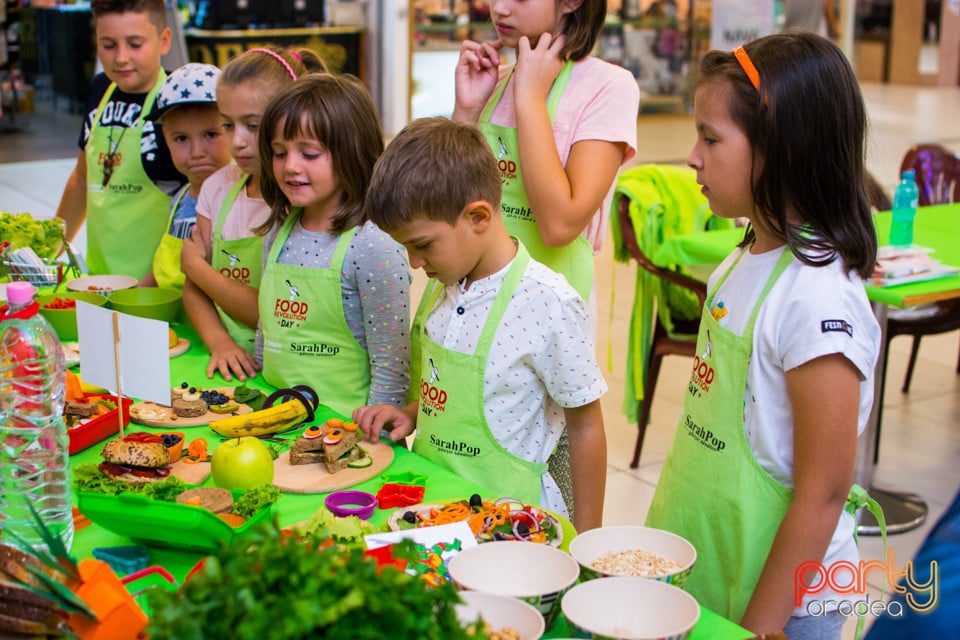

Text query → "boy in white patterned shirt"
[353,117,608,532]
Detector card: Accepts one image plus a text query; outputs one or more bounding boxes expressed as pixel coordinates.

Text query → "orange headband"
[733,45,768,106]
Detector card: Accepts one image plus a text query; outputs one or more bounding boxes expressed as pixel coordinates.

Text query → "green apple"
[211,437,275,490]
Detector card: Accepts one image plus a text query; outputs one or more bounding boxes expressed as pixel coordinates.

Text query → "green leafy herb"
[146,523,485,640]
[73,463,186,499]
[232,484,282,519]
[0,212,65,259]
[292,504,381,549]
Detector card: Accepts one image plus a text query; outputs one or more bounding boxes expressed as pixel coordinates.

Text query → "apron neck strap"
[215,174,251,240]
[480,60,574,124]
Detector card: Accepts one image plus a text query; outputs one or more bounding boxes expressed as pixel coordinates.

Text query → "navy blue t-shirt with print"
[78,72,186,196]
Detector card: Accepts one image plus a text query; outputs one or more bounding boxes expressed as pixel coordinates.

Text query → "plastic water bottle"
[890,169,919,248]
[0,281,74,551]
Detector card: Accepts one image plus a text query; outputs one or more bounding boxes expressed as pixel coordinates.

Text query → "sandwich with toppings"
[290,419,370,473]
[98,433,174,484]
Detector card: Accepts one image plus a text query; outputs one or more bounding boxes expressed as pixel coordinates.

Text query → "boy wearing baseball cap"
[142,63,232,290]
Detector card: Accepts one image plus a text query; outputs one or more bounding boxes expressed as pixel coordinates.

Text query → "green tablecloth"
[67,325,751,640]
[650,204,960,308]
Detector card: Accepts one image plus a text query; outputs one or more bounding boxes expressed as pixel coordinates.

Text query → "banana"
[208,399,308,438]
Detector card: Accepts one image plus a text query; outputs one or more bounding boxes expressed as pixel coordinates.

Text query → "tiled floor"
[3,76,959,636]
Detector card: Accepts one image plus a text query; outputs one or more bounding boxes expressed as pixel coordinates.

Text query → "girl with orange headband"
[646,32,880,640]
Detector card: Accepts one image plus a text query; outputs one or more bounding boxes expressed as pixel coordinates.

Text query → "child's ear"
[159,27,173,56]
[560,0,584,16]
[461,200,495,232]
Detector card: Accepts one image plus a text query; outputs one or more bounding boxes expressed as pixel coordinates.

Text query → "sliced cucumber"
[347,455,373,469]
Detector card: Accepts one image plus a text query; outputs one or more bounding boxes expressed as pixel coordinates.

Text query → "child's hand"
[453,37,504,122]
[352,403,416,443]
[180,226,211,278]
[205,335,260,382]
[513,33,565,104]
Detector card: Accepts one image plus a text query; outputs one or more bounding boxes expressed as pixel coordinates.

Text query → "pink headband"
[245,48,297,80]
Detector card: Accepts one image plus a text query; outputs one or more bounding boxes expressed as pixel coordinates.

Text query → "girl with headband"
[181,45,327,382]
[645,32,880,639]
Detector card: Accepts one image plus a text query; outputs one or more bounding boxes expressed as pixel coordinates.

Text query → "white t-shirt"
[709,245,881,615]
[424,256,608,515]
[196,165,272,242]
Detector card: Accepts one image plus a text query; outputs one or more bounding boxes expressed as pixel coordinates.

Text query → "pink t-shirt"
[196,164,272,243]
[490,56,640,253]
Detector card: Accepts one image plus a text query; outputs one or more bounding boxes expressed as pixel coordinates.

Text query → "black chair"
[884,144,960,393]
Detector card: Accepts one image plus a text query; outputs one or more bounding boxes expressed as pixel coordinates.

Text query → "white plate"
[66,275,137,296]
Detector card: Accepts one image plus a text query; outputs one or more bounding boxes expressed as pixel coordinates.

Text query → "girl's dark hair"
[220,45,328,97]
[698,30,877,278]
[257,73,385,235]
[560,0,607,61]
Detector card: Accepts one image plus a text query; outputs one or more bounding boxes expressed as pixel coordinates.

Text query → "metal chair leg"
[902,335,922,393]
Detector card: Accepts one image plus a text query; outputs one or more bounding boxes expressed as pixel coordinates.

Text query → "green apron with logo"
[86,73,171,279]
[152,184,190,291]
[478,61,594,302]
[258,210,368,416]
[412,243,546,505]
[646,248,795,622]
[211,175,264,352]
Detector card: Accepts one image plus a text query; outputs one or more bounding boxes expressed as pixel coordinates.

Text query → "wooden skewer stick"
[112,311,124,437]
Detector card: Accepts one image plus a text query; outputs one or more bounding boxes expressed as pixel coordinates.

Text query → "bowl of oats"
[568,526,696,587]
[456,591,545,640]
[561,577,700,640]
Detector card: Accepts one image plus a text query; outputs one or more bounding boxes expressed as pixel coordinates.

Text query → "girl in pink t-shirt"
[180,46,325,382]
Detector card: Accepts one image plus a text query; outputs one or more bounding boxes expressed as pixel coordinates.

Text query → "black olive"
[469,494,482,508]
[517,523,530,536]
[403,511,417,524]
[181,382,189,389]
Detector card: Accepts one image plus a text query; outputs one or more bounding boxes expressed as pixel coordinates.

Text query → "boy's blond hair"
[91,0,167,32]
[366,117,502,231]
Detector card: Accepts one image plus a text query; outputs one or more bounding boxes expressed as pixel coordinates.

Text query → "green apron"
[86,73,171,279]
[412,243,546,505]
[478,62,594,302]
[258,211,368,416]
[646,248,795,622]
[211,175,264,352]
[152,184,190,291]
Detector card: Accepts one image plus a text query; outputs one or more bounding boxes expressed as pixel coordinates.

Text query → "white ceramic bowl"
[561,576,700,640]
[568,526,696,587]
[66,274,137,297]
[456,591,545,640]
[447,541,580,628]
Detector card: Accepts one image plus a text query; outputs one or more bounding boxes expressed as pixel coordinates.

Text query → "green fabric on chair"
[610,164,733,423]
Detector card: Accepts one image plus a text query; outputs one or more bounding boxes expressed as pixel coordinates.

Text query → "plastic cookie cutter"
[92,545,151,577]
[325,490,378,520]
[376,483,427,509]
[379,471,428,486]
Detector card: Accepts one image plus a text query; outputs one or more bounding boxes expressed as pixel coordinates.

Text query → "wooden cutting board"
[170,458,211,485]
[272,440,395,494]
[129,387,252,428]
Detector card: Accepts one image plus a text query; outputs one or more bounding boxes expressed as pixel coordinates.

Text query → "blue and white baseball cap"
[145,62,221,122]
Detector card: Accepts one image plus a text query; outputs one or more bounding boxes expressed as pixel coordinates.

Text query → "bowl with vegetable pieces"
[67,274,137,297]
[107,287,182,322]
[37,291,108,340]
[456,591,545,640]
[567,526,696,587]
[447,540,579,628]
[561,576,700,640]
